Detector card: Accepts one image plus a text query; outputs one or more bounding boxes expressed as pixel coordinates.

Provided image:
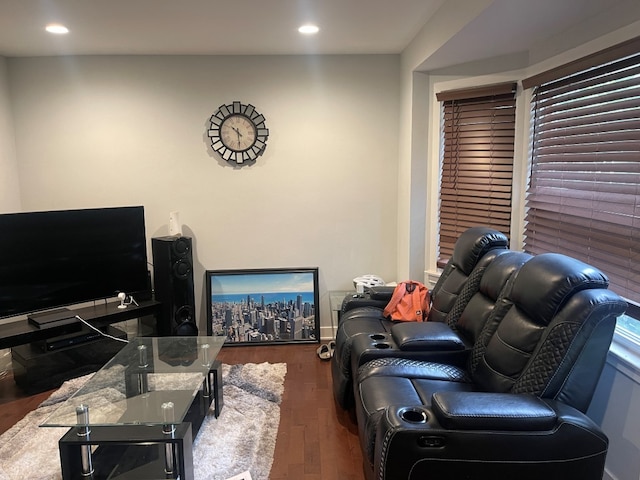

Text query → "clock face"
[208,101,269,165]
[220,114,257,152]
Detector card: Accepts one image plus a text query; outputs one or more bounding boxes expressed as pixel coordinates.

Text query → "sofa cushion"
[449,226,509,275]
[510,253,609,326]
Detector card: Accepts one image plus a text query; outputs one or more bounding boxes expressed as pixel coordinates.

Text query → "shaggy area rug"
[0,362,286,480]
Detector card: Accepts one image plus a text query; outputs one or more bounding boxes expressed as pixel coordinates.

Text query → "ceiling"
[0,0,445,57]
[0,0,638,68]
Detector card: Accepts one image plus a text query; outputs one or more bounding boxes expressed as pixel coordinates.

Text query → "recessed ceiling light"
[45,24,69,34]
[298,25,319,35]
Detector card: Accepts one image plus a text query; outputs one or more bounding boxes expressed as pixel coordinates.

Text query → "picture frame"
[205,267,320,346]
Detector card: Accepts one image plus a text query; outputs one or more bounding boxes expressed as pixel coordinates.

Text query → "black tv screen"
[0,206,149,319]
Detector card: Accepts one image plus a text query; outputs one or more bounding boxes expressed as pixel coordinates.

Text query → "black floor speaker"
[151,236,199,336]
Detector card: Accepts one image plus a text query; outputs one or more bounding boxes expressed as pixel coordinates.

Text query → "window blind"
[436,83,516,265]
[525,50,640,303]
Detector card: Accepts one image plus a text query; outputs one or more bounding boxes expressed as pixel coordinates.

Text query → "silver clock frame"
[208,101,269,165]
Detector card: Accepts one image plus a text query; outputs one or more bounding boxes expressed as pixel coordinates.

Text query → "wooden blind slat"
[525,45,640,303]
[437,84,516,264]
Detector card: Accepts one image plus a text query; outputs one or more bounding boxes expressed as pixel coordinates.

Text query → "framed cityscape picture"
[205,267,320,346]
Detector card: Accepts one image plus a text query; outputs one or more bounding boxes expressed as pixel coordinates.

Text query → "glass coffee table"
[41,336,226,480]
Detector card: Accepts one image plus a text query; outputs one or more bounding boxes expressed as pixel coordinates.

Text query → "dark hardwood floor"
[0,343,365,479]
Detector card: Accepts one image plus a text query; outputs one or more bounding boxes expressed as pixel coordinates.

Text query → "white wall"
[0,56,20,213]
[395,0,494,280]
[5,54,401,337]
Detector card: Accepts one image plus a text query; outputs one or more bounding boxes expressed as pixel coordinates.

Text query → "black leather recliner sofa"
[332,227,510,409]
[347,249,531,397]
[352,252,627,480]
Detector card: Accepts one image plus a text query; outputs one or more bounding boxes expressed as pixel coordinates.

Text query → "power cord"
[74,315,130,343]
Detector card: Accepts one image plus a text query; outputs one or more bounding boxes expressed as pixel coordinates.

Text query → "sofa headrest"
[450,227,509,275]
[510,253,609,325]
[480,251,532,300]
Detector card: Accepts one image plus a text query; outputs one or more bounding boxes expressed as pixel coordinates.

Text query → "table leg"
[162,402,176,475]
[76,404,94,478]
[211,360,223,418]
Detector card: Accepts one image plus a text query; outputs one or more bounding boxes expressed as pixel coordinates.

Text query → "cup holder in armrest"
[373,342,391,349]
[399,407,428,424]
[370,334,386,341]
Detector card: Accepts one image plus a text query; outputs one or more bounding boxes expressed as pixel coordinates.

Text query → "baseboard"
[320,324,336,341]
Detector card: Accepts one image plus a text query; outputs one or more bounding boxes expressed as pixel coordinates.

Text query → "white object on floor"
[226,472,253,480]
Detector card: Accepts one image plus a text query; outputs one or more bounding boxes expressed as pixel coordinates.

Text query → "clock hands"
[232,126,243,148]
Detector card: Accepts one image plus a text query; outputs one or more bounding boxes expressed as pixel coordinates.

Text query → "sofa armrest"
[374,402,608,480]
[367,285,396,300]
[431,392,557,431]
[390,322,467,351]
[340,285,396,314]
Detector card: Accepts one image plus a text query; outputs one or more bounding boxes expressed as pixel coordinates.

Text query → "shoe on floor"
[317,343,331,360]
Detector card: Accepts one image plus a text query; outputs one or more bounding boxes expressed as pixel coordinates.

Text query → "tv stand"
[0,299,162,350]
[2,299,161,393]
[12,325,128,394]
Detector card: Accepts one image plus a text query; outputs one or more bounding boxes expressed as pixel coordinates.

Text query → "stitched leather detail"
[513,322,580,395]
[358,357,470,382]
[365,410,384,468]
[358,357,421,374]
[444,266,486,328]
[377,416,394,480]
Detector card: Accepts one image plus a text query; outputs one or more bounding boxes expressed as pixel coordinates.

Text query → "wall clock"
[208,101,269,165]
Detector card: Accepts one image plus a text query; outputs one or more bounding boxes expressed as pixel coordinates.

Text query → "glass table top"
[41,336,225,428]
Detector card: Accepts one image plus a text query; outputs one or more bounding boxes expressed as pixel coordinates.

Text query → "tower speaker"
[151,236,198,336]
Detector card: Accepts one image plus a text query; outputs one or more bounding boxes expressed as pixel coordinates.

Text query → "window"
[523,37,640,307]
[436,83,517,266]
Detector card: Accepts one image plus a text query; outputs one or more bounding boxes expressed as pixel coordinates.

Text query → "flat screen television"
[0,206,149,319]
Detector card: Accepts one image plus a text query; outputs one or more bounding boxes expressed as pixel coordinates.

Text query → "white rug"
[0,362,286,480]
